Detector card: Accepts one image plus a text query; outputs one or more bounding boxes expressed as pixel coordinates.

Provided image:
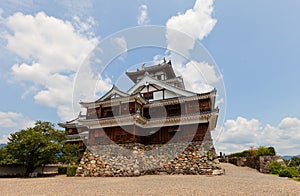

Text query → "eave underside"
[78,109,218,130]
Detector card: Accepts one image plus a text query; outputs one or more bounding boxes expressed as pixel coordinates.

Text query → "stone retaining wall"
[228,156,286,173]
[76,142,224,177]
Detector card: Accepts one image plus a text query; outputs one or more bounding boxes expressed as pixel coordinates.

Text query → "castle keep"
[59,60,223,176]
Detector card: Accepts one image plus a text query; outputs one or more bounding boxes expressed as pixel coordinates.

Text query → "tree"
[289,156,300,167]
[59,144,81,164]
[1,121,65,177]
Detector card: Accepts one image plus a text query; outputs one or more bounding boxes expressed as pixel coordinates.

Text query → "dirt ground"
[0,163,299,195]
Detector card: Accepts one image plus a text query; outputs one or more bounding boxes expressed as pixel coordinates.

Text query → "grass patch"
[291,178,300,182]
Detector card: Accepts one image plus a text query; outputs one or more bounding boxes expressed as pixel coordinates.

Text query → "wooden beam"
[133,124,136,140]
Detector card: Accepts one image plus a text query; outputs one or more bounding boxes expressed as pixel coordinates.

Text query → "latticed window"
[166,104,181,116]
[143,92,153,100]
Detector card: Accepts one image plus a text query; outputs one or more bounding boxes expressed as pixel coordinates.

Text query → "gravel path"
[1,163,299,195]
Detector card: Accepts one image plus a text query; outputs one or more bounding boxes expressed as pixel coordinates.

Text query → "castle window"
[143,92,153,100]
[166,104,181,116]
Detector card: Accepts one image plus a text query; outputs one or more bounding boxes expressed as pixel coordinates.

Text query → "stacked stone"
[76,142,224,177]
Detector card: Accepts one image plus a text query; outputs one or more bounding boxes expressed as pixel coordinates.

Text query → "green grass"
[291,178,300,182]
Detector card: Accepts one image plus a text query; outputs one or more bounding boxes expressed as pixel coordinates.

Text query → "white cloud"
[5,12,97,71]
[166,0,216,55]
[0,112,33,128]
[112,36,128,62]
[55,0,94,18]
[113,36,127,53]
[0,135,8,144]
[179,61,221,93]
[21,86,39,99]
[2,12,111,121]
[137,4,150,25]
[73,56,112,114]
[167,0,216,42]
[72,16,96,38]
[215,97,224,107]
[0,111,35,143]
[213,117,300,156]
[165,0,219,93]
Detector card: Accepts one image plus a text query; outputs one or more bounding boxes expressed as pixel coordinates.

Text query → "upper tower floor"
[125,59,185,89]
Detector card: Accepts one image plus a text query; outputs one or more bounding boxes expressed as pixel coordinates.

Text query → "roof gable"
[127,75,195,97]
[97,85,129,102]
[126,62,175,83]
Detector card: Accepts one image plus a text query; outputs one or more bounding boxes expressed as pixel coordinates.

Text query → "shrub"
[58,166,68,174]
[269,161,283,174]
[66,165,78,177]
[279,167,299,178]
[227,150,251,158]
[227,146,277,158]
[290,156,300,167]
[267,147,276,156]
[279,168,292,178]
[255,146,276,157]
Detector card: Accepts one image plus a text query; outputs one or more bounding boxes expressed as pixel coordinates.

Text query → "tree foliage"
[0,121,65,176]
[59,144,81,164]
[255,146,276,157]
[269,161,283,174]
[289,156,300,167]
[227,146,276,158]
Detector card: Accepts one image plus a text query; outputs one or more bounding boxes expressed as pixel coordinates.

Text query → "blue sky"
[0,0,299,155]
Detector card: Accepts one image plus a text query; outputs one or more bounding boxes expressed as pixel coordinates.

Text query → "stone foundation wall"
[76,142,224,177]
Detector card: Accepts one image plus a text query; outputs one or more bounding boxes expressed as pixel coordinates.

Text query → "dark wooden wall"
[87,123,211,145]
[86,98,211,120]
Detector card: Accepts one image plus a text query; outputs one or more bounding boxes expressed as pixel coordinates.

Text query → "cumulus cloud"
[0,111,35,143]
[166,0,216,56]
[0,112,34,128]
[137,4,150,25]
[72,16,96,38]
[166,0,216,43]
[0,135,8,144]
[213,117,300,156]
[179,61,221,92]
[73,55,112,113]
[5,12,97,71]
[165,0,219,93]
[2,12,111,120]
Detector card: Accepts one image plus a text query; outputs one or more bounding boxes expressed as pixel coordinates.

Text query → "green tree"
[60,144,81,164]
[255,146,276,157]
[289,156,300,167]
[1,121,65,177]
